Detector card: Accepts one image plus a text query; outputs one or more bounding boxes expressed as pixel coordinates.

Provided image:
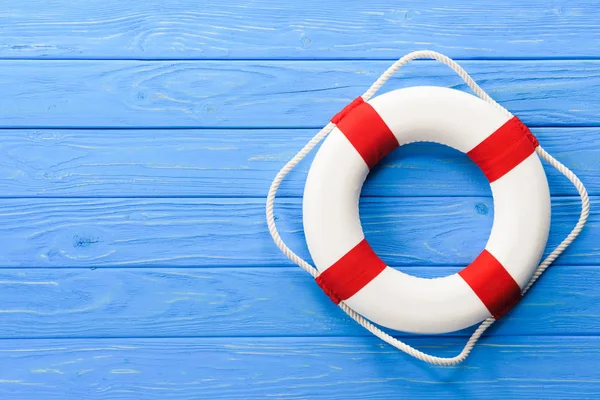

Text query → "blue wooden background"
[0,1,598,398]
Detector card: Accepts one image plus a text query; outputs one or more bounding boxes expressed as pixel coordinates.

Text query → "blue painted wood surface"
[1,60,600,128]
[0,1,598,399]
[2,0,600,60]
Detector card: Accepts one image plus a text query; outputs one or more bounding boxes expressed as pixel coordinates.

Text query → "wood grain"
[0,336,599,399]
[1,1,600,60]
[1,60,600,128]
[1,128,596,197]
[0,196,591,268]
[0,0,598,396]
[0,266,598,339]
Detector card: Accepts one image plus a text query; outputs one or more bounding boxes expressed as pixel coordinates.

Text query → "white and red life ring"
[303,86,551,334]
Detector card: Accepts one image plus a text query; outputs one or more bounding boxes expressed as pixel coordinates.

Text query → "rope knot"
[515,116,539,148]
[331,97,365,125]
[315,275,341,304]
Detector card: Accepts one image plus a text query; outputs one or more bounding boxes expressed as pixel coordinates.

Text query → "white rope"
[265,50,590,365]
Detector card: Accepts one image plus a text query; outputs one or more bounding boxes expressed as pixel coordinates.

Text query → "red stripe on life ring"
[458,250,522,319]
[332,97,399,169]
[316,239,387,304]
[467,116,538,183]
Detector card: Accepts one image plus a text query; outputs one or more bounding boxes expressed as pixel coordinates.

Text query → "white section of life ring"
[302,86,551,334]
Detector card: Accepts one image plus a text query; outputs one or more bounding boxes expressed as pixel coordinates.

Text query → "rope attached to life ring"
[265,50,590,365]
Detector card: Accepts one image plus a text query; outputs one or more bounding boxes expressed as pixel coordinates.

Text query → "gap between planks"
[0,333,599,341]
[4,57,600,62]
[0,126,595,129]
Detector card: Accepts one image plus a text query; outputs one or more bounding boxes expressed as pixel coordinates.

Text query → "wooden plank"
[0,336,599,399]
[1,60,600,128]
[0,266,598,339]
[0,196,591,268]
[1,1,600,60]
[2,128,596,197]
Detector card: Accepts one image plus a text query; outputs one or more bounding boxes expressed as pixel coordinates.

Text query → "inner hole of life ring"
[359,141,494,279]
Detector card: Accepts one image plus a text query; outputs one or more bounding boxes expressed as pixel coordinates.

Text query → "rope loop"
[265,50,590,365]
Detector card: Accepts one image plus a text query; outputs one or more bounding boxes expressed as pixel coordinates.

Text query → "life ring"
[303,86,551,334]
